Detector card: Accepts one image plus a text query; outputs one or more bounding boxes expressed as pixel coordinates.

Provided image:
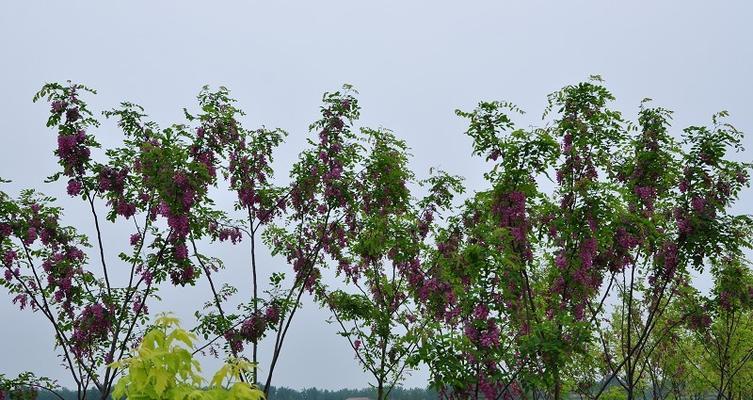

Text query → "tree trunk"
[553,365,561,400]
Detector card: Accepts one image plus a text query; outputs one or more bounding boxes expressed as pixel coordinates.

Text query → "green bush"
[110,314,263,400]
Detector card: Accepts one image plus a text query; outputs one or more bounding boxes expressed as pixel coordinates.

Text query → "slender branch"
[18,241,83,390]
[86,194,111,298]
[248,206,259,384]
[188,233,246,384]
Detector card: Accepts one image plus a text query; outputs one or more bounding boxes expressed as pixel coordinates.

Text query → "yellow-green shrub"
[110,314,264,400]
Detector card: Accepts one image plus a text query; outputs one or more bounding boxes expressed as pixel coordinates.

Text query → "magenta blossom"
[67,179,83,196]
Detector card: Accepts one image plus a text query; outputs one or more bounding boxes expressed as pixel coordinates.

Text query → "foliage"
[316,125,463,400]
[413,77,753,400]
[0,372,59,400]
[2,77,753,400]
[110,313,263,400]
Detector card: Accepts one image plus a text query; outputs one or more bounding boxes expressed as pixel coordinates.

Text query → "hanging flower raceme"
[57,130,92,178]
[71,302,114,357]
[0,192,94,321]
[223,329,245,353]
[35,83,101,186]
[135,130,215,285]
[492,189,532,262]
[240,313,268,343]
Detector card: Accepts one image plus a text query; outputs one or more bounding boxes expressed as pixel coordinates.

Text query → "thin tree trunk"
[554,364,561,400]
[249,207,259,385]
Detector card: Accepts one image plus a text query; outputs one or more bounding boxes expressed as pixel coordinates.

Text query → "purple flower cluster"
[131,295,148,315]
[478,322,500,348]
[43,247,86,309]
[12,293,29,310]
[209,223,243,245]
[719,290,732,311]
[169,264,195,286]
[688,312,712,331]
[634,186,657,212]
[492,190,532,261]
[57,130,91,178]
[226,304,281,351]
[660,241,678,278]
[691,196,706,213]
[173,243,188,260]
[51,100,66,114]
[145,171,202,285]
[555,252,567,270]
[462,303,501,351]
[240,313,268,343]
[224,330,244,353]
[98,166,137,218]
[264,304,280,324]
[129,233,141,246]
[66,179,83,196]
[579,237,597,271]
[135,264,153,285]
[71,302,113,356]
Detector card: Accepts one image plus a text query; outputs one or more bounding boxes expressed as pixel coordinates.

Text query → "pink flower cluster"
[462,304,501,350]
[97,166,137,218]
[57,130,91,179]
[224,330,245,353]
[225,304,280,352]
[634,186,657,213]
[492,190,532,261]
[688,311,712,331]
[240,313,268,343]
[146,171,202,285]
[43,247,85,309]
[71,302,113,356]
[218,226,242,244]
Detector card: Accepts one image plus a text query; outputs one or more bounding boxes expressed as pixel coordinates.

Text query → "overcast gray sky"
[1,0,753,392]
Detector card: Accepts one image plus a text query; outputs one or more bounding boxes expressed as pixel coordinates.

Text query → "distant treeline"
[266,386,439,400]
[26,386,439,400]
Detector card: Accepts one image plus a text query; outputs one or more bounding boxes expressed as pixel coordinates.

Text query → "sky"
[1,0,753,392]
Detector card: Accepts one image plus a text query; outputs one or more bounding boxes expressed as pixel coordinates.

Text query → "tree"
[318,126,463,400]
[1,82,199,399]
[2,77,752,400]
[415,77,752,400]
